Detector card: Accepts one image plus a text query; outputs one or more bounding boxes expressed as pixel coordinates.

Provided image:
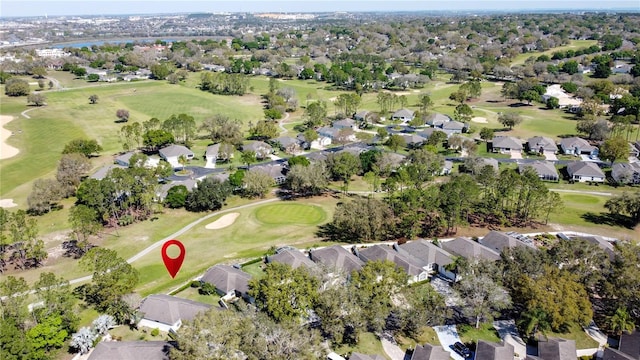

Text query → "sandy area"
[471,116,488,123]
[1,115,19,160]
[328,97,337,102]
[205,212,240,230]
[0,199,18,208]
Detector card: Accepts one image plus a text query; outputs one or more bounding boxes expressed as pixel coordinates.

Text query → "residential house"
[575,235,616,259]
[603,330,640,360]
[333,118,358,131]
[243,141,273,159]
[527,136,558,154]
[298,133,331,149]
[411,343,450,360]
[401,134,427,148]
[115,151,136,167]
[309,245,365,275]
[391,108,415,123]
[425,113,452,127]
[88,341,172,360]
[349,353,386,360]
[355,244,430,283]
[396,240,456,281]
[156,179,198,201]
[418,127,451,140]
[158,144,194,168]
[566,161,605,183]
[535,338,577,360]
[440,237,501,262]
[266,248,317,270]
[631,142,640,158]
[354,110,371,124]
[306,151,329,162]
[479,231,534,253]
[317,126,356,143]
[492,136,523,154]
[518,161,559,181]
[204,144,220,168]
[560,137,598,156]
[442,120,467,134]
[441,160,453,175]
[201,265,252,302]
[137,294,211,332]
[273,136,302,154]
[249,163,287,185]
[474,157,500,173]
[90,164,127,180]
[612,162,640,184]
[474,340,514,360]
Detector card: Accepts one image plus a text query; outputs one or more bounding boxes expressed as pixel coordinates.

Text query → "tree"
[4,78,30,96]
[604,192,640,225]
[199,115,243,146]
[70,327,95,355]
[418,94,434,113]
[326,152,361,192]
[479,127,494,141]
[456,261,511,328]
[608,307,636,336]
[439,174,479,233]
[454,103,473,122]
[518,307,552,339]
[546,96,560,109]
[285,163,328,195]
[33,272,78,333]
[26,314,68,358]
[72,67,87,77]
[62,139,102,157]
[150,63,172,80]
[498,112,523,130]
[185,177,232,212]
[79,248,139,318]
[249,262,320,323]
[163,113,197,145]
[249,120,279,140]
[385,134,406,152]
[164,185,189,208]
[242,170,273,198]
[0,275,29,323]
[87,73,100,82]
[142,129,174,150]
[69,204,101,255]
[326,197,394,243]
[57,153,92,197]
[288,155,310,167]
[116,109,130,122]
[6,210,46,269]
[31,66,47,78]
[27,93,46,106]
[88,95,99,105]
[576,119,610,141]
[240,150,257,169]
[304,101,327,128]
[599,136,628,164]
[27,178,63,215]
[398,284,449,337]
[561,60,579,75]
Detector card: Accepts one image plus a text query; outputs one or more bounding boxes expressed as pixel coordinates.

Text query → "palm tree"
[518,307,551,339]
[178,154,187,169]
[609,307,636,336]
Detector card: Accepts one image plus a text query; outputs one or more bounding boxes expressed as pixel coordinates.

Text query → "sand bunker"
[471,117,488,123]
[205,212,240,230]
[1,115,19,160]
[0,199,18,208]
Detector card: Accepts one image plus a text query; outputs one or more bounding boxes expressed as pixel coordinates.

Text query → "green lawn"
[544,323,599,349]
[335,332,390,360]
[396,327,441,351]
[458,323,502,347]
[510,40,599,66]
[254,203,327,225]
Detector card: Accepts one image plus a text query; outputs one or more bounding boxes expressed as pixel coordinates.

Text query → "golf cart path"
[69,197,279,285]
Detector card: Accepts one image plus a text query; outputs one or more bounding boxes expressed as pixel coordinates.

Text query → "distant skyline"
[1,0,638,17]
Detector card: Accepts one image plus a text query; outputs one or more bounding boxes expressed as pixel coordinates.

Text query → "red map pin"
[161,239,185,278]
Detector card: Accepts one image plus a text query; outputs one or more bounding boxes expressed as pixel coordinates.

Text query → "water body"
[52,38,177,48]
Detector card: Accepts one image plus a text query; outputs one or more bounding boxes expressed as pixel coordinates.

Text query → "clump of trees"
[200,72,249,95]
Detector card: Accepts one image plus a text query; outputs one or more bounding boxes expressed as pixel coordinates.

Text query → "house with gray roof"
[441,160,453,175]
[575,235,616,259]
[441,237,501,262]
[159,144,194,168]
[88,341,172,360]
[273,136,302,154]
[355,244,429,283]
[536,338,577,360]
[418,128,451,140]
[201,265,252,302]
[519,161,559,181]
[243,141,273,159]
[333,118,357,130]
[266,248,316,270]
[249,163,287,185]
[391,108,415,122]
[309,245,365,275]
[401,133,427,148]
[354,110,371,122]
[115,151,136,167]
[425,113,452,127]
[442,120,467,134]
[475,340,515,360]
[612,162,640,184]
[411,343,450,360]
[349,353,386,360]
[527,136,558,154]
[396,240,456,281]
[137,294,211,332]
[492,136,523,153]
[479,231,534,253]
[467,157,499,174]
[566,161,605,183]
[604,330,640,360]
[204,144,220,168]
[306,151,329,162]
[560,137,598,156]
[90,164,127,180]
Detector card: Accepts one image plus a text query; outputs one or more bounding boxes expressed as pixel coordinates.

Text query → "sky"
[1,0,638,17]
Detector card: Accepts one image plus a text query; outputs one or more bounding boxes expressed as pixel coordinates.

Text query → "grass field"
[254,203,327,225]
[458,323,502,347]
[335,332,390,360]
[510,40,599,66]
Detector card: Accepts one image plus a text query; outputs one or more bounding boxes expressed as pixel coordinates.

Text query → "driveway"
[433,325,467,360]
[510,150,522,159]
[544,151,558,161]
[430,276,461,307]
[493,320,527,359]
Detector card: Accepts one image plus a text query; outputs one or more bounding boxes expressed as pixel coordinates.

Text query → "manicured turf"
[510,40,599,66]
[458,323,502,346]
[336,332,390,360]
[545,323,599,349]
[254,203,327,225]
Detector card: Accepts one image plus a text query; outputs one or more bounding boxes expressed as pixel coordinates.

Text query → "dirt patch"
[471,117,488,123]
[205,212,240,230]
[0,199,18,208]
[0,115,20,160]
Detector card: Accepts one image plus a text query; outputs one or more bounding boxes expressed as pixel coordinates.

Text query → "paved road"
[434,325,467,360]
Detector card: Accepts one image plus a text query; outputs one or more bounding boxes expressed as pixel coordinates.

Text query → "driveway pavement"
[510,150,522,159]
[493,320,527,359]
[544,151,558,161]
[434,325,468,360]
[380,333,408,360]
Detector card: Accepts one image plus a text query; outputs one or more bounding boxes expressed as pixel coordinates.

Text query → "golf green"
[254,203,326,225]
